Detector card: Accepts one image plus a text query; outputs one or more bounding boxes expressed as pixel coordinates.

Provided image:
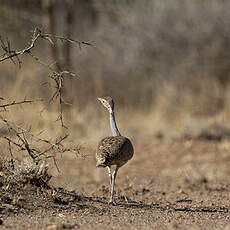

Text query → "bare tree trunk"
[41,0,60,71]
[64,0,74,70]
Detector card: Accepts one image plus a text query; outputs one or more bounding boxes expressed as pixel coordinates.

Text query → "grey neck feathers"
[109,111,121,136]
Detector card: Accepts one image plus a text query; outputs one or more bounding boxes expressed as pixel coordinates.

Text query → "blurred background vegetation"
[1,0,230,142]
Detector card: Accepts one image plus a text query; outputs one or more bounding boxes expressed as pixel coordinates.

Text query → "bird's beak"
[97,97,103,102]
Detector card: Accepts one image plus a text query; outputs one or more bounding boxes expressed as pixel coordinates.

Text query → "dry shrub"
[195,123,230,141]
[0,157,51,188]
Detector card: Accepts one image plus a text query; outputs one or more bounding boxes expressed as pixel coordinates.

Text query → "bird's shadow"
[56,189,229,214]
[89,197,229,213]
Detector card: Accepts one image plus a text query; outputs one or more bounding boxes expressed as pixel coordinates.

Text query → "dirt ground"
[0,138,230,230]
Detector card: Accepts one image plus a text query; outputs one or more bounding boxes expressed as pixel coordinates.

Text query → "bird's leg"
[109,166,119,205]
[107,166,112,185]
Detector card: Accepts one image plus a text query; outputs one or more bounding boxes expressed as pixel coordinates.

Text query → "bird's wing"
[96,136,133,166]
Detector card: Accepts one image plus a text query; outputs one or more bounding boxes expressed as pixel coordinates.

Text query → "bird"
[96,96,134,205]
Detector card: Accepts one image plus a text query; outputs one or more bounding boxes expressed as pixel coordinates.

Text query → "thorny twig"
[0,29,40,64]
[0,116,84,171]
[41,33,92,48]
[0,98,43,109]
[0,28,90,127]
[0,28,87,172]
[7,139,14,169]
[0,28,92,63]
[28,51,76,127]
[4,136,26,151]
[1,116,39,160]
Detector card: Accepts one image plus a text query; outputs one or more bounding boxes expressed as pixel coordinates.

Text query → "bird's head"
[97,96,114,113]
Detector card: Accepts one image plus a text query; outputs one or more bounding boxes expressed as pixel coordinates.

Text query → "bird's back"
[96,136,134,167]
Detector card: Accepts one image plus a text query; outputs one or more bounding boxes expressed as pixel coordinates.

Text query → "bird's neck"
[109,111,121,136]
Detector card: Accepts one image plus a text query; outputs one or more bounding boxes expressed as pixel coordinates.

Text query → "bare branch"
[0,116,59,149]
[0,28,89,128]
[0,116,85,161]
[0,28,86,169]
[0,28,41,63]
[41,33,93,47]
[52,157,60,173]
[7,139,15,169]
[4,136,26,151]
[0,98,43,108]
[0,28,92,64]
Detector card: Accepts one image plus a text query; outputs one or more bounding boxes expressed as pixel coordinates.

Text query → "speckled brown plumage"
[96,96,134,204]
[96,136,134,167]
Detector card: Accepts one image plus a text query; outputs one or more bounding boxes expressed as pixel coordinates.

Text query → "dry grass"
[0,156,50,187]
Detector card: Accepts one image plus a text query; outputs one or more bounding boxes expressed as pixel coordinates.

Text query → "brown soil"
[0,139,230,230]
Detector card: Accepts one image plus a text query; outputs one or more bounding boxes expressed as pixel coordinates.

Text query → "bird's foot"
[108,199,117,206]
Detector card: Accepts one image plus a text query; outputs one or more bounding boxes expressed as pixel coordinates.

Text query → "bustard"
[96,96,134,205]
